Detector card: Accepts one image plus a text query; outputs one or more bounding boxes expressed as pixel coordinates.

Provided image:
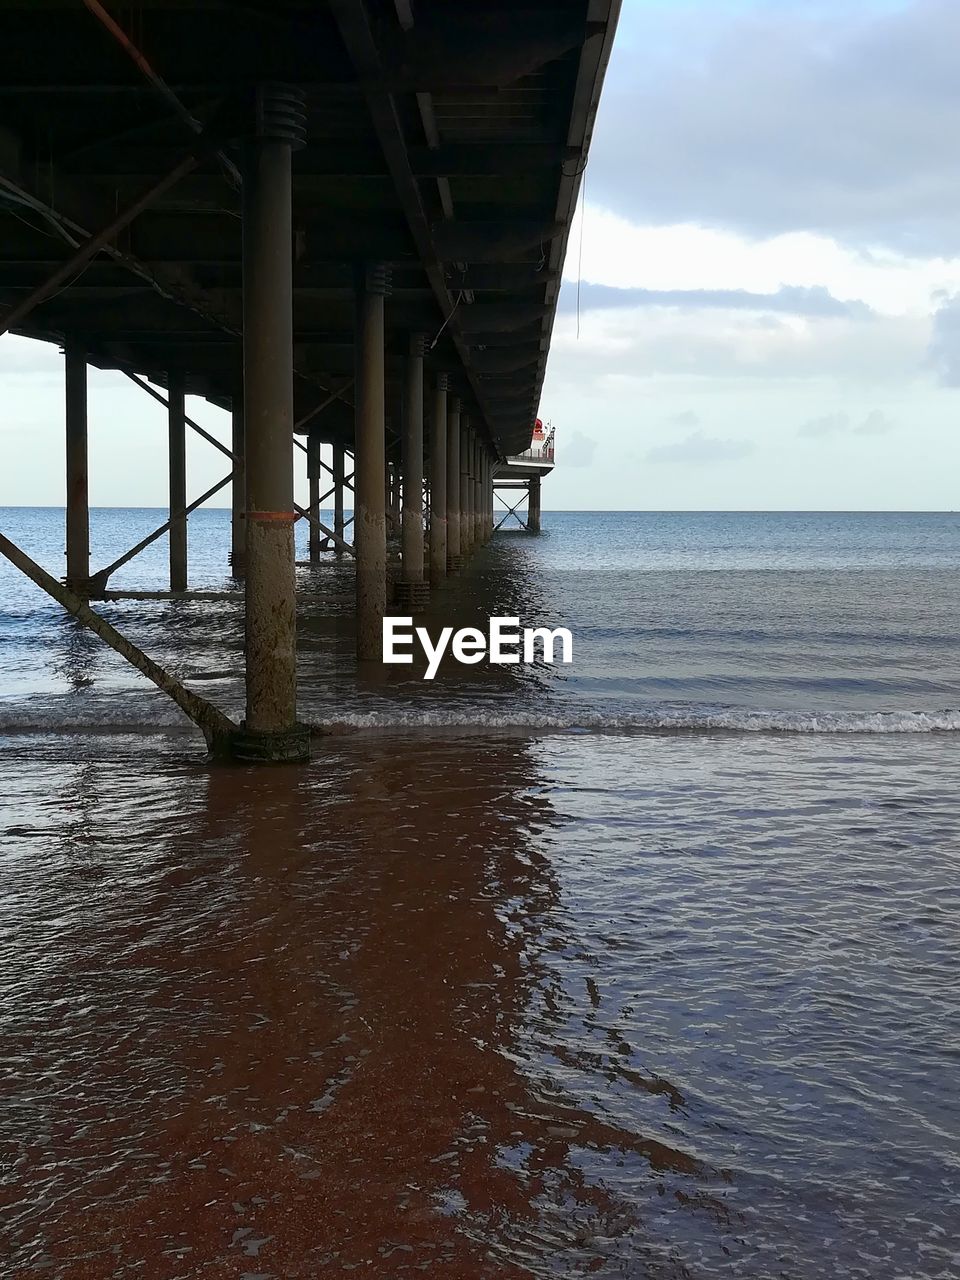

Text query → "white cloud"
[565,205,960,319]
[646,431,755,465]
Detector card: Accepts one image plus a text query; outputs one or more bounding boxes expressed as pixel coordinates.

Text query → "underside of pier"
[0,0,619,759]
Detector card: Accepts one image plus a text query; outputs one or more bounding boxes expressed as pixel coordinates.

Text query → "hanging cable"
[576,168,587,340]
[429,290,464,350]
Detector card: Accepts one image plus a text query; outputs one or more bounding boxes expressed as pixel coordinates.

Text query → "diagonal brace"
[0,151,200,338]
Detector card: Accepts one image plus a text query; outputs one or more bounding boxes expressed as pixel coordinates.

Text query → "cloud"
[589,0,960,255]
[0,334,63,382]
[559,282,873,319]
[928,293,960,384]
[797,410,896,437]
[855,409,895,435]
[646,431,755,465]
[797,412,850,438]
[667,410,700,427]
[564,212,960,320]
[560,429,597,467]
[548,305,927,385]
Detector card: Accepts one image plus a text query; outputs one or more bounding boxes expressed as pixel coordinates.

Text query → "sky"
[2,0,960,510]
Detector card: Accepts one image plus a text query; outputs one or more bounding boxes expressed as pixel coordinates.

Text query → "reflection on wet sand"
[1,736,707,1278]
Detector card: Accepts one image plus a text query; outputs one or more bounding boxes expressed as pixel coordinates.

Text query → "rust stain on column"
[238,86,308,760]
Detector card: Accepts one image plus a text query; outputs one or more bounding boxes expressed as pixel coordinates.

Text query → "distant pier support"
[354,262,389,660]
[307,435,322,564]
[429,374,448,588]
[333,444,346,554]
[235,84,308,763]
[473,435,483,548]
[167,371,187,591]
[64,343,90,594]
[460,418,473,560]
[446,396,461,572]
[230,392,245,577]
[396,334,429,611]
[528,474,542,533]
[485,453,493,540]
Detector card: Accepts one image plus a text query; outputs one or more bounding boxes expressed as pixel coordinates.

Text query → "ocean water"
[2,508,959,1278]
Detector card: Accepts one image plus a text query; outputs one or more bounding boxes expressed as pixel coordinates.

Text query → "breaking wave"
[2,699,960,738]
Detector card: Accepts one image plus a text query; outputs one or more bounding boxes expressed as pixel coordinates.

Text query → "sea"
[2,507,959,1279]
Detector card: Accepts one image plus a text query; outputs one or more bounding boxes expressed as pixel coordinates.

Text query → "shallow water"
[1,509,959,1277]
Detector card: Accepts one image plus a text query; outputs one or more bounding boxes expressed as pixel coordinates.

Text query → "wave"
[2,701,960,737]
[315,707,960,734]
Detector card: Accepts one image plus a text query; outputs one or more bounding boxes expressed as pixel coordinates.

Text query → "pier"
[0,0,619,760]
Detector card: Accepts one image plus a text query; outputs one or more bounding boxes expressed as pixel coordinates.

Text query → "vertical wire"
[577,169,587,340]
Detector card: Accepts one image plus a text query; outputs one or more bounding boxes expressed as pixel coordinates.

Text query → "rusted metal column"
[483,453,491,537]
[64,344,90,594]
[387,457,401,542]
[237,85,308,762]
[333,445,346,554]
[396,335,428,610]
[446,395,461,572]
[459,417,472,560]
[479,448,487,542]
[230,389,246,577]
[528,473,542,532]
[354,262,389,660]
[307,435,322,563]
[428,374,447,588]
[473,434,483,548]
[167,370,187,591]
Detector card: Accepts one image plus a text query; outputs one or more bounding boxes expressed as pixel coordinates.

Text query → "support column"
[460,418,472,560]
[167,370,187,591]
[396,334,428,610]
[354,262,389,660]
[307,435,322,563]
[64,344,90,594]
[528,473,542,532]
[237,85,308,762]
[473,435,482,548]
[230,389,246,577]
[333,445,346,554]
[483,453,491,542]
[387,458,401,542]
[429,374,447,588]
[446,395,461,572]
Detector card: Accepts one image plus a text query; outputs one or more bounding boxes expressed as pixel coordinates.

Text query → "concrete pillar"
[354,262,389,660]
[333,445,346,554]
[528,473,542,532]
[167,370,187,591]
[428,374,447,588]
[238,85,308,762]
[307,435,322,563]
[446,396,461,572]
[397,334,428,610]
[64,344,90,593]
[459,418,472,560]
[230,389,245,577]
